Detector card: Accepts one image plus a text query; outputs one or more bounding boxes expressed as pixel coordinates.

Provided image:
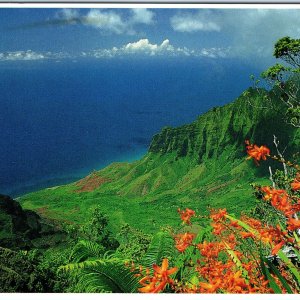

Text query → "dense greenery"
[0,36,299,293]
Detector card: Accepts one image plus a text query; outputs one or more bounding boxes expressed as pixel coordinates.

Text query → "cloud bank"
[171,12,221,32]
[0,50,71,61]
[86,39,229,59]
[56,8,155,34]
[170,9,300,60]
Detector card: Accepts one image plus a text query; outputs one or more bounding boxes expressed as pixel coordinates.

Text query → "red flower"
[139,258,177,293]
[291,177,300,191]
[245,140,270,165]
[178,208,195,225]
[261,187,292,214]
[175,232,195,252]
[199,279,221,293]
[210,208,227,222]
[287,218,300,231]
[271,241,285,256]
[240,231,255,239]
[211,222,224,235]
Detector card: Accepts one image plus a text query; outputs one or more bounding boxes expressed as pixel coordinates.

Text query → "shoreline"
[6,148,147,198]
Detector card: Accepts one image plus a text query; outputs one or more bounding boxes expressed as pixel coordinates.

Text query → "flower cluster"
[245,140,270,165]
[174,232,195,252]
[291,174,300,191]
[261,185,300,232]
[177,208,195,225]
[138,258,177,293]
[134,141,299,294]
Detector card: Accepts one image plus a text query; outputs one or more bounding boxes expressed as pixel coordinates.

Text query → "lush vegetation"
[0,36,299,293]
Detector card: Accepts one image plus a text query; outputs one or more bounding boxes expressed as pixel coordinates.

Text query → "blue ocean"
[0,58,260,196]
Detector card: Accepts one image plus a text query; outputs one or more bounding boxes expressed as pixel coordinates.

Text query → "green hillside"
[19,87,299,234]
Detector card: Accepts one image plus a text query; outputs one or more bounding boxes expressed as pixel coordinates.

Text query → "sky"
[0,7,300,66]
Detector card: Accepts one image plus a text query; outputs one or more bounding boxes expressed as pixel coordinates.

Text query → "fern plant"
[141,231,176,268]
[60,257,140,293]
[60,240,140,293]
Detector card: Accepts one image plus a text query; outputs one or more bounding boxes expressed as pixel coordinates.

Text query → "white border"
[1,293,297,299]
[1,2,299,299]
[0,3,299,8]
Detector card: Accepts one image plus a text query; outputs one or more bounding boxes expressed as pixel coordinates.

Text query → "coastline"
[7,147,147,198]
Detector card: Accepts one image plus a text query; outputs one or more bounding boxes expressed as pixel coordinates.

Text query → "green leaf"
[277,249,300,287]
[142,231,175,268]
[60,258,140,293]
[223,241,249,284]
[265,259,293,294]
[225,214,259,236]
[69,240,105,263]
[259,250,282,293]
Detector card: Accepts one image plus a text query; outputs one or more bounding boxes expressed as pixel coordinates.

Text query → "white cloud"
[90,39,175,57]
[82,9,126,34]
[55,8,79,23]
[170,9,300,61]
[171,14,220,32]
[0,50,45,61]
[0,41,229,62]
[87,38,228,59]
[226,9,300,59]
[0,50,72,61]
[55,8,155,34]
[123,39,174,55]
[131,8,155,25]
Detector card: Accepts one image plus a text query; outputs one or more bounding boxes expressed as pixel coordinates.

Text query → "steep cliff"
[19,88,299,233]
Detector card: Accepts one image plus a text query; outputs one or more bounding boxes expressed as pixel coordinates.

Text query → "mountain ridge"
[19,87,299,233]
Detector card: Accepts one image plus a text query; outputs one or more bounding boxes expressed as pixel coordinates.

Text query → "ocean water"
[0,58,259,196]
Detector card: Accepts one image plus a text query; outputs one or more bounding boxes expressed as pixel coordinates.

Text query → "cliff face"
[149,88,297,162]
[0,194,64,249]
[19,87,300,232]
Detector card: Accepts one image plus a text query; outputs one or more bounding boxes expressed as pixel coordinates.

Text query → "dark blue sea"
[0,58,261,197]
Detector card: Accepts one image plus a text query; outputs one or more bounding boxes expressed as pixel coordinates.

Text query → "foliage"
[0,247,69,292]
[274,36,300,68]
[60,257,140,293]
[80,206,119,251]
[7,35,300,293]
[116,224,151,261]
[256,36,300,128]
[141,231,176,268]
[131,141,300,293]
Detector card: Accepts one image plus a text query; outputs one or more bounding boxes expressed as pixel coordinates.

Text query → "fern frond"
[60,258,139,293]
[69,240,105,263]
[142,231,175,268]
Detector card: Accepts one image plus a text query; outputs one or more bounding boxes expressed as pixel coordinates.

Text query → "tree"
[81,206,119,250]
[274,36,300,68]
[254,36,300,128]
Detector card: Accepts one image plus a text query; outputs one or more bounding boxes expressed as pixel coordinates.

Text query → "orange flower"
[139,278,158,293]
[139,258,177,293]
[240,231,255,239]
[271,241,285,256]
[229,220,241,228]
[261,187,292,214]
[287,218,300,231]
[178,208,195,225]
[198,241,222,258]
[175,232,195,252]
[291,177,300,191]
[245,141,270,165]
[199,279,221,293]
[212,222,224,235]
[210,208,227,222]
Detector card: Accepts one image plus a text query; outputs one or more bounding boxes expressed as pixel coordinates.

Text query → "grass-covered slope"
[20,88,299,234]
